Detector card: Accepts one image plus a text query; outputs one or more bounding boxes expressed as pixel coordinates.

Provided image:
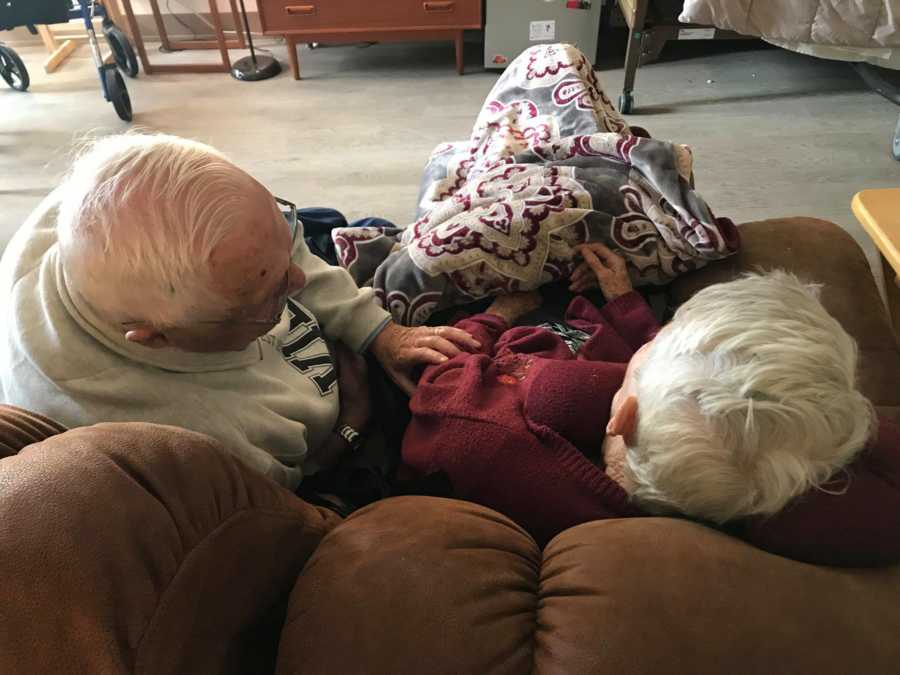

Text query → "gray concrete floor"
[2,32,899,279]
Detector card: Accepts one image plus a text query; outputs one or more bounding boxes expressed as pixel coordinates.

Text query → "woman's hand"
[570,243,633,300]
[486,290,543,324]
[370,321,481,395]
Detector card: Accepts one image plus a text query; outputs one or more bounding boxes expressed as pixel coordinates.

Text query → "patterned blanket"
[333,43,739,326]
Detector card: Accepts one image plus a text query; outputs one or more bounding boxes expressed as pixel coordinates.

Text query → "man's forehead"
[208,197,286,301]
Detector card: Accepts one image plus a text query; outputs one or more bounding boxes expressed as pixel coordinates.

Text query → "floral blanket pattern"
[333,43,739,326]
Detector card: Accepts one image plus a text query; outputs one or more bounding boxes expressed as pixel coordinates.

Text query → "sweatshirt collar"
[54,249,263,373]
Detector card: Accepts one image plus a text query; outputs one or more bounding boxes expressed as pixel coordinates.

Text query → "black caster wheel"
[104,24,139,78]
[618,92,634,114]
[104,66,133,122]
[0,45,30,92]
[893,115,900,162]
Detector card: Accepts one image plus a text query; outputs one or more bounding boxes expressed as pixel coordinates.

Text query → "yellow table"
[852,188,900,340]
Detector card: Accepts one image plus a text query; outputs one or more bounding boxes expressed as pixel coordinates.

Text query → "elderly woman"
[402,245,875,545]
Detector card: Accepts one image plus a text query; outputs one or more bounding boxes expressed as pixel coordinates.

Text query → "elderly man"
[0,133,477,489]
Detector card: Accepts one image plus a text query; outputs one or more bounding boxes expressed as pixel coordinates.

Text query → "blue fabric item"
[0,0,70,30]
[295,207,395,267]
[292,207,397,351]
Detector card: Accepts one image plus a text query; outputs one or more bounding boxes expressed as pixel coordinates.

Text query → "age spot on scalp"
[260,269,268,277]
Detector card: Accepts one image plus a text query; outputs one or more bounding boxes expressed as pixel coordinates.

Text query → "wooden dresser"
[257,0,483,79]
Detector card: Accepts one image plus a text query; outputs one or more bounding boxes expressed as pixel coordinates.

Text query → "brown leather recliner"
[1,218,898,675]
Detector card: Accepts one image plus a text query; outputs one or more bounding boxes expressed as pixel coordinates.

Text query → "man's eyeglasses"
[122,196,299,329]
[277,196,300,250]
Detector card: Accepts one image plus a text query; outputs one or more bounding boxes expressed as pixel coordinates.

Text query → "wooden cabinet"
[258,0,483,79]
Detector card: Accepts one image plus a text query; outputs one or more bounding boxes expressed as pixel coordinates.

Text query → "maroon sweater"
[402,291,659,546]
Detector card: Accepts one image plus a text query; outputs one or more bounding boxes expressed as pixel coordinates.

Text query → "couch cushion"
[278,497,541,675]
[276,497,900,675]
[0,422,340,675]
[535,518,900,674]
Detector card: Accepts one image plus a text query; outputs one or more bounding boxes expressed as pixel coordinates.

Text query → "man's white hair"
[626,271,875,524]
[57,133,258,326]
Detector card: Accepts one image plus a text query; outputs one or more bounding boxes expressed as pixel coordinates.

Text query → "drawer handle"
[424,1,455,12]
[284,4,316,16]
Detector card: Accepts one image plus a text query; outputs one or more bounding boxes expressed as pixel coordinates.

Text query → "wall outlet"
[530,20,556,41]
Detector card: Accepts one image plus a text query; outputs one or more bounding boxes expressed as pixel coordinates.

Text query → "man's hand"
[370,321,481,395]
[486,291,543,324]
[569,243,633,300]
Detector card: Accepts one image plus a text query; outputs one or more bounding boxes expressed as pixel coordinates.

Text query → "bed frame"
[610,0,751,113]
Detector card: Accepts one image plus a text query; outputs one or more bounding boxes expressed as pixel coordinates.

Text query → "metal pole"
[237,0,256,66]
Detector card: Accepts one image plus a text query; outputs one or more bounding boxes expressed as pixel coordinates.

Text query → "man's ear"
[124,326,170,349]
[607,395,638,446]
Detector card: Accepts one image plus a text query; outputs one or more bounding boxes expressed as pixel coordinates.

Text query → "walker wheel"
[104,24,139,78]
[0,46,30,92]
[104,66,133,122]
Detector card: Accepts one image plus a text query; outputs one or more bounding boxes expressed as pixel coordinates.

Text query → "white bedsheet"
[680,0,900,68]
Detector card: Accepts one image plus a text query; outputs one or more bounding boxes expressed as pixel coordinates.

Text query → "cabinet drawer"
[259,0,481,33]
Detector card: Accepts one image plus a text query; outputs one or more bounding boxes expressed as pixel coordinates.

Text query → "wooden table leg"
[146,0,172,52]
[207,0,231,70]
[455,31,464,75]
[36,24,58,52]
[44,39,78,73]
[286,35,301,80]
[119,0,153,74]
[36,25,79,74]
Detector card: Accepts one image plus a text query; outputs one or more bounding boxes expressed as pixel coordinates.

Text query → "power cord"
[155,0,276,56]
[166,0,197,41]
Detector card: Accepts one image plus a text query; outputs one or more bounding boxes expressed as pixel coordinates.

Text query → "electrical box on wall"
[484,0,604,69]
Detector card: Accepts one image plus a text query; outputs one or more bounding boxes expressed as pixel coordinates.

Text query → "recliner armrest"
[0,421,339,675]
[0,404,67,458]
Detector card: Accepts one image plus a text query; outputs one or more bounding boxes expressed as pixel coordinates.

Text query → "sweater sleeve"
[290,232,391,353]
[565,291,660,361]
[597,291,660,351]
[451,313,509,356]
[404,412,638,547]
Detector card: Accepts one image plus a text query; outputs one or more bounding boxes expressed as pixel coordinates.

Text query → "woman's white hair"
[626,271,875,524]
[57,132,258,326]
